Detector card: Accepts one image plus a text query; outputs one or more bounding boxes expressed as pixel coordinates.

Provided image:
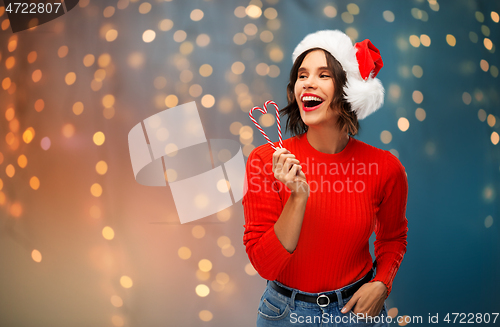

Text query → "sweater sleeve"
[369,153,409,298]
[242,148,294,281]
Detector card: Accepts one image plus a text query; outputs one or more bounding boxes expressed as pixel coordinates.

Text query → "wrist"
[290,191,309,201]
[370,281,388,295]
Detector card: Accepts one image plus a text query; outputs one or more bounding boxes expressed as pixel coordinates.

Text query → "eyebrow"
[298,66,329,72]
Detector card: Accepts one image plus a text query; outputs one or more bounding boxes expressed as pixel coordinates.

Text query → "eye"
[320,73,331,78]
[298,74,307,79]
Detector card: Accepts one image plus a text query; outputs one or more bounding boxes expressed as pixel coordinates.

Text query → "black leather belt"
[269,261,377,307]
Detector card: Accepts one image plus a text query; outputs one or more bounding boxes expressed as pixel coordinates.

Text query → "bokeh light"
[199,64,213,77]
[90,183,103,197]
[30,177,40,190]
[58,46,68,58]
[103,6,115,18]
[492,11,499,23]
[415,108,426,121]
[380,130,392,144]
[491,132,499,145]
[462,92,472,105]
[34,99,44,112]
[17,155,27,168]
[143,30,156,43]
[412,90,424,104]
[201,94,215,108]
[32,69,42,83]
[221,244,235,257]
[173,30,187,43]
[246,5,262,19]
[409,35,420,47]
[65,72,76,85]
[138,2,151,14]
[31,250,42,263]
[383,10,395,22]
[96,161,108,175]
[112,315,124,326]
[93,132,105,146]
[40,137,51,150]
[198,259,212,272]
[398,118,410,132]
[195,284,210,297]
[83,54,95,67]
[159,19,174,31]
[102,226,115,240]
[190,9,204,21]
[199,310,213,322]
[110,295,123,308]
[178,247,191,260]
[165,95,179,108]
[23,127,35,144]
[192,225,205,239]
[120,276,133,288]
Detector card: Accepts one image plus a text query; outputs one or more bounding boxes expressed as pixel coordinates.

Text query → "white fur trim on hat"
[292,30,384,120]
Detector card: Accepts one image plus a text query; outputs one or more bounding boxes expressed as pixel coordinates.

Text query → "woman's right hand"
[272,148,309,197]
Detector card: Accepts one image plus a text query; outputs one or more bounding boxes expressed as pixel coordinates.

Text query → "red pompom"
[354,39,383,80]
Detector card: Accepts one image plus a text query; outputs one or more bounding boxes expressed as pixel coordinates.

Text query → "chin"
[302,114,338,130]
[301,116,323,128]
[301,109,325,125]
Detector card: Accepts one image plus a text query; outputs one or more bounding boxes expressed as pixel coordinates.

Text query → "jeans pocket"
[257,290,290,321]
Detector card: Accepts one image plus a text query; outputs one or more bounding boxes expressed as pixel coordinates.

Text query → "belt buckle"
[316,294,330,307]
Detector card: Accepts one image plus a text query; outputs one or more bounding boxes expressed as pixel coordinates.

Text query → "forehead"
[299,49,328,69]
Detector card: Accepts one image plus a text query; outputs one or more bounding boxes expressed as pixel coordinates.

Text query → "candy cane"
[249,100,283,150]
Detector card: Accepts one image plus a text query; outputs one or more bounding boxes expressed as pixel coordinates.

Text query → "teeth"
[302,96,323,102]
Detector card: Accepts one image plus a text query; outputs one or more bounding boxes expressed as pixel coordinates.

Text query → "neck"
[306,125,350,154]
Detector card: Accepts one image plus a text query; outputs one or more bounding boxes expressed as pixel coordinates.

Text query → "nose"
[303,75,318,89]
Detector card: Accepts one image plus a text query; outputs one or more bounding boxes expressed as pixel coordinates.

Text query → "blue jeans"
[256,269,389,327]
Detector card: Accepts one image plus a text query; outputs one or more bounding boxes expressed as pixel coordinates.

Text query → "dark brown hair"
[280,48,359,137]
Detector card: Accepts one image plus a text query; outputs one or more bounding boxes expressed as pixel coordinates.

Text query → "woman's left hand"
[340,281,387,318]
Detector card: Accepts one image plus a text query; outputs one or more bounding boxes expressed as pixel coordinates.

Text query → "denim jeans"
[256,269,389,327]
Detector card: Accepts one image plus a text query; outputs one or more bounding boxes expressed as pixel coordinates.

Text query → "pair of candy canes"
[248,100,283,150]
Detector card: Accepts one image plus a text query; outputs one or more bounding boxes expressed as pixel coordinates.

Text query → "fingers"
[272,148,289,168]
[341,296,381,318]
[285,163,300,179]
[273,148,300,174]
[341,294,359,314]
[283,158,300,173]
[275,157,300,180]
[272,149,308,196]
[277,154,296,170]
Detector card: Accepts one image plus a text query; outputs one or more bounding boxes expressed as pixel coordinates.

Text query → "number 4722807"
[444,313,498,324]
[6,2,62,14]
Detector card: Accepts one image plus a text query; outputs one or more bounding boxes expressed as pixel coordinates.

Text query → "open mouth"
[301,95,324,110]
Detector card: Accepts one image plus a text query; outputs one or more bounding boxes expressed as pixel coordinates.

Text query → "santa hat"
[292,30,384,120]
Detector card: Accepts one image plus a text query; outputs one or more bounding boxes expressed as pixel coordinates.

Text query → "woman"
[242,30,408,327]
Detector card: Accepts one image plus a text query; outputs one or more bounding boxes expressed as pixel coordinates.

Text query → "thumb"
[341,295,358,314]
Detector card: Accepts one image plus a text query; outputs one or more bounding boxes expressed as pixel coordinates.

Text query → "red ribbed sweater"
[242,133,408,297]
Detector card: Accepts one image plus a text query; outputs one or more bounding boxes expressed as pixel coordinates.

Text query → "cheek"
[299,108,306,123]
[294,84,301,101]
[328,83,335,98]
